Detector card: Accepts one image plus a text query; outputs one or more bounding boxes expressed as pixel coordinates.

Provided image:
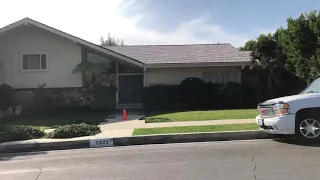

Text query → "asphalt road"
[0,139,319,180]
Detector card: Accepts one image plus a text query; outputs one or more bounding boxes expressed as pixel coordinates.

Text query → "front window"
[201,71,238,84]
[301,77,320,94]
[22,54,47,70]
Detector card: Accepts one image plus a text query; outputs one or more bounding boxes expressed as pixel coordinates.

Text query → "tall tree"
[241,10,320,84]
[100,33,124,46]
[239,39,256,51]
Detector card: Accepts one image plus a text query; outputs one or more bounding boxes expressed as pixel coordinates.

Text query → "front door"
[118,75,143,104]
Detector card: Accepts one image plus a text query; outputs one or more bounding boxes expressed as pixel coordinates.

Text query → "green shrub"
[0,84,14,111]
[0,126,45,143]
[218,82,243,109]
[180,77,206,108]
[204,82,224,109]
[143,84,180,110]
[93,85,117,109]
[143,81,259,110]
[241,85,259,108]
[50,123,101,138]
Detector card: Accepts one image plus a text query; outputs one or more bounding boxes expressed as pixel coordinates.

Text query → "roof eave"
[144,61,251,68]
[0,18,144,67]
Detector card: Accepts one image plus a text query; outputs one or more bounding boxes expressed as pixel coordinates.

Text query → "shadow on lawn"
[0,151,48,161]
[145,109,197,117]
[144,108,256,117]
[143,109,192,122]
[144,108,258,123]
[2,108,115,128]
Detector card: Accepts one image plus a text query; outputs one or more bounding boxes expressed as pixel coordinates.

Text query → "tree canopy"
[240,10,320,83]
[100,33,124,46]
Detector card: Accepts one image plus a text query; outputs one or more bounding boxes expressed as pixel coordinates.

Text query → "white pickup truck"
[256,77,320,141]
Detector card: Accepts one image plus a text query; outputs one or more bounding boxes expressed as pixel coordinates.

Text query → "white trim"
[20,53,48,72]
[0,18,144,67]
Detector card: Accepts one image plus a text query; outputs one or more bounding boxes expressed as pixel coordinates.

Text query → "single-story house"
[0,18,250,108]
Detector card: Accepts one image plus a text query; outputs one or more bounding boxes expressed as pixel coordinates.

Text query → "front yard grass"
[2,109,109,130]
[133,123,259,136]
[145,109,257,123]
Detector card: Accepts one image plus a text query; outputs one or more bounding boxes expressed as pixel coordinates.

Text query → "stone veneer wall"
[14,74,117,113]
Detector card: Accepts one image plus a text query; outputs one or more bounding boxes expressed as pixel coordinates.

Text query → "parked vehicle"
[256,77,320,141]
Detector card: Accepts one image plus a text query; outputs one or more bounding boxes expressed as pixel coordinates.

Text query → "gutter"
[144,61,251,68]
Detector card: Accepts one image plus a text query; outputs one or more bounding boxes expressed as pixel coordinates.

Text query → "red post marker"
[122,109,127,121]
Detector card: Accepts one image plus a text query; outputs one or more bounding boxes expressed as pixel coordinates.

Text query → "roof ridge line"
[109,43,231,47]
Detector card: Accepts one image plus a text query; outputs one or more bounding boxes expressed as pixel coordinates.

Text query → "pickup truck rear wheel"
[296,117,320,141]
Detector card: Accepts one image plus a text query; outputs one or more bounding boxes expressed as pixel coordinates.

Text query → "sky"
[0,0,320,47]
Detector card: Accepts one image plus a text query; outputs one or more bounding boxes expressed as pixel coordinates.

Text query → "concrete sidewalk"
[98,113,256,137]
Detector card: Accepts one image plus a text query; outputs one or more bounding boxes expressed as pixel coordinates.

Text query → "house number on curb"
[90,138,114,148]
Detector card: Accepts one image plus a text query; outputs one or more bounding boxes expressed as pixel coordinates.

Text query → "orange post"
[122,109,127,121]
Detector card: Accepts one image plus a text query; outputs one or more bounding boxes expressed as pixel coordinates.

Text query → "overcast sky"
[1,0,320,47]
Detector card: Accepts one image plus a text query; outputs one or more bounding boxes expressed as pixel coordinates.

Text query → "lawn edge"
[144,118,256,123]
[0,130,275,154]
[145,109,257,122]
[132,123,258,136]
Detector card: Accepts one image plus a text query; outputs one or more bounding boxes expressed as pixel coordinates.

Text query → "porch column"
[80,47,88,86]
[116,61,119,105]
[239,65,245,83]
[143,67,147,87]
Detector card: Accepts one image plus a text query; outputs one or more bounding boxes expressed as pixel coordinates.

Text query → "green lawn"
[2,110,109,129]
[133,123,259,136]
[145,109,257,123]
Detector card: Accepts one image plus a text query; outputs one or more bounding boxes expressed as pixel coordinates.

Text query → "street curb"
[0,131,274,154]
[0,140,89,154]
[113,131,274,146]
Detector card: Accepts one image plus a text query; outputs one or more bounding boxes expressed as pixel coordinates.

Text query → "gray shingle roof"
[105,43,251,64]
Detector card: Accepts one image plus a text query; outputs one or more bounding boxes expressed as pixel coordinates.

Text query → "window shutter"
[22,55,29,70]
[41,54,46,69]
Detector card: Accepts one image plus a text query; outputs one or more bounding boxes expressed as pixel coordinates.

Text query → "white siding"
[145,66,241,86]
[0,25,82,88]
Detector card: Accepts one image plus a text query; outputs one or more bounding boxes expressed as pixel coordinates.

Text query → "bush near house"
[143,84,181,109]
[0,125,45,143]
[0,123,101,143]
[49,123,101,138]
[143,77,260,110]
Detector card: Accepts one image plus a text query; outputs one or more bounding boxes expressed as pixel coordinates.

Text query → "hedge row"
[48,123,101,138]
[0,123,101,143]
[142,77,260,110]
[0,126,45,143]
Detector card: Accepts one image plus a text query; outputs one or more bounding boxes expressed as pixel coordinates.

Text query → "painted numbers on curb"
[90,138,114,148]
